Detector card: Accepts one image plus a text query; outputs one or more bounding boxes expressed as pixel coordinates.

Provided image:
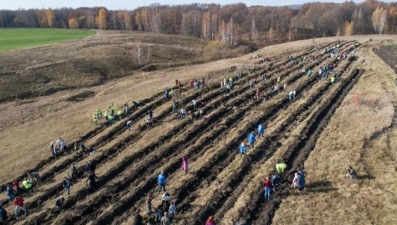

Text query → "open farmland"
[0,35,396,225]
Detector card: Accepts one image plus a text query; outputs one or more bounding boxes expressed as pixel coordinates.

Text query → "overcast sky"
[0,0,391,10]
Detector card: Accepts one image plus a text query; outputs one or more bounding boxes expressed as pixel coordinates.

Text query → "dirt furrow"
[207,54,359,225]
[247,68,362,225]
[174,48,358,225]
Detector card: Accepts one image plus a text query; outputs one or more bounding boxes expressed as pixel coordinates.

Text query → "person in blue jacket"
[247,131,256,148]
[297,168,305,191]
[258,124,265,138]
[157,171,167,193]
[239,142,247,158]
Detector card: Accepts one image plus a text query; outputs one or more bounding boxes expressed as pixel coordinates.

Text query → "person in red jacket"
[13,196,27,217]
[263,176,272,200]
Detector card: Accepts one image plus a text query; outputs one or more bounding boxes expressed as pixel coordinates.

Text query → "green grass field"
[0,28,96,51]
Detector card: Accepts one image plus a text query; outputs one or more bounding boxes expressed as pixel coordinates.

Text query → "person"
[206,216,217,225]
[85,160,97,177]
[96,109,102,119]
[154,207,162,223]
[51,142,57,157]
[346,166,357,179]
[124,103,129,115]
[132,100,138,110]
[93,113,98,125]
[126,120,132,131]
[63,177,72,195]
[199,109,203,118]
[28,172,41,185]
[263,176,272,200]
[55,197,65,213]
[13,196,27,218]
[6,184,15,203]
[69,163,79,180]
[22,178,32,195]
[117,110,124,118]
[145,115,153,128]
[132,209,143,225]
[168,201,176,219]
[146,195,153,213]
[110,104,115,116]
[276,161,287,174]
[247,131,256,148]
[239,142,247,158]
[182,156,188,175]
[192,99,197,109]
[164,89,169,99]
[292,172,299,188]
[157,171,167,192]
[0,203,8,223]
[160,212,171,225]
[297,169,305,191]
[12,179,22,194]
[148,109,153,120]
[258,124,265,138]
[79,143,86,155]
[161,192,171,213]
[271,174,280,191]
[86,171,96,192]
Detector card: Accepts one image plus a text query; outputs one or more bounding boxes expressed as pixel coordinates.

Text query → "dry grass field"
[0,32,396,225]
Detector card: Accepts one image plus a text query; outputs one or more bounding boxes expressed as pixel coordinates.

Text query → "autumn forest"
[0,0,396,46]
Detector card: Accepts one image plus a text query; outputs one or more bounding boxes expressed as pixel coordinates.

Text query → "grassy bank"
[0,28,95,51]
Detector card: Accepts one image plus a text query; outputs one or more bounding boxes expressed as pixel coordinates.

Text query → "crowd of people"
[1,43,360,225]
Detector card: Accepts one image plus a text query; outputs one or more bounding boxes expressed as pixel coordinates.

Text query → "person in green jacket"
[276,161,287,174]
[93,114,98,125]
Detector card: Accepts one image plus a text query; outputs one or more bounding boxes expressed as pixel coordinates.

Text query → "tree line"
[1,0,396,45]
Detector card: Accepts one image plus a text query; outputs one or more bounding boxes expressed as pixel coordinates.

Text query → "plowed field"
[0,39,368,225]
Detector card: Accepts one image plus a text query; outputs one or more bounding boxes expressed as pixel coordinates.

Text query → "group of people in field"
[2,43,362,225]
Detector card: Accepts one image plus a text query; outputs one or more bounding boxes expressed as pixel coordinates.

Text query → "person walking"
[157,171,167,193]
[182,157,188,175]
[63,177,72,195]
[263,176,272,200]
[258,124,265,138]
[247,131,256,148]
[239,142,247,158]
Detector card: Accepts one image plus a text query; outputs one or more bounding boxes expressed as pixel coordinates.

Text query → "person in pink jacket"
[205,216,216,225]
[182,156,188,175]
